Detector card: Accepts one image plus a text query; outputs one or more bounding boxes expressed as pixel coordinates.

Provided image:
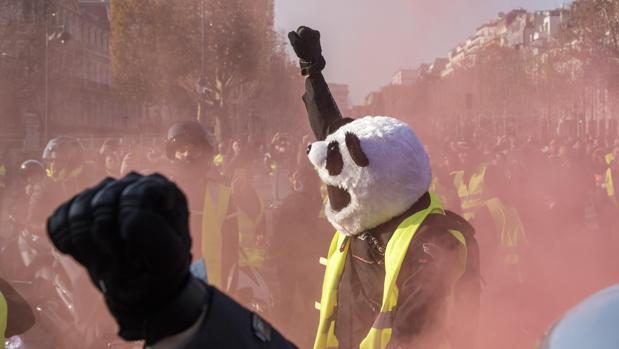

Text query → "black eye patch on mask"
[345,132,369,167]
[326,141,343,176]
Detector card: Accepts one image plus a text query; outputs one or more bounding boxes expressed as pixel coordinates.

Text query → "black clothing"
[333,193,479,349]
[301,72,480,348]
[183,285,297,349]
[302,73,343,141]
[269,184,330,348]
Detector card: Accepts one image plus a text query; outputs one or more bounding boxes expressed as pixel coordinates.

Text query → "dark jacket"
[302,72,480,349]
[181,284,298,349]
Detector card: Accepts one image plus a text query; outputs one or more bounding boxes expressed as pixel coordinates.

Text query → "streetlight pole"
[44,18,49,144]
[197,0,207,122]
[43,12,70,144]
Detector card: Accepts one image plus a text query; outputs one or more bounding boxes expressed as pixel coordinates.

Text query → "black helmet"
[19,160,45,181]
[165,121,212,162]
[42,136,84,176]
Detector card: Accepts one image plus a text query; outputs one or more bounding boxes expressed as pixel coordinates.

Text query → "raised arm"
[288,26,343,141]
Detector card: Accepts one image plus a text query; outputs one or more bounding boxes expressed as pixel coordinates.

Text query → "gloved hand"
[288,26,326,76]
[47,173,207,345]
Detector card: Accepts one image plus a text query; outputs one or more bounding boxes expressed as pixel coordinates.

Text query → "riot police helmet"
[19,160,45,182]
[42,136,85,177]
[165,121,212,163]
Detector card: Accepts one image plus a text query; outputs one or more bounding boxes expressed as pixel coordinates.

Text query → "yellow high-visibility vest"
[0,164,5,190]
[45,166,83,182]
[452,164,527,270]
[314,193,467,349]
[202,181,232,287]
[213,153,225,167]
[236,198,266,268]
[485,197,528,268]
[0,291,6,349]
[451,163,487,220]
[604,153,617,205]
[430,177,449,207]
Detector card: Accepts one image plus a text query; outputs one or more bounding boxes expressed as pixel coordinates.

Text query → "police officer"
[6,160,45,228]
[46,173,297,349]
[28,136,94,227]
[27,137,113,348]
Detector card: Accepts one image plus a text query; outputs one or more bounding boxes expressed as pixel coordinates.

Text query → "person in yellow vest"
[0,277,35,346]
[224,167,273,315]
[163,121,237,288]
[289,26,480,349]
[450,139,527,284]
[164,121,265,296]
[212,142,226,175]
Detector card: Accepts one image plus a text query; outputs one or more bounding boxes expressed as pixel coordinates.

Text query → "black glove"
[288,26,326,76]
[47,173,207,345]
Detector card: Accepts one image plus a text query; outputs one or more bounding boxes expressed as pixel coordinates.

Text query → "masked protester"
[289,26,480,349]
[46,173,297,349]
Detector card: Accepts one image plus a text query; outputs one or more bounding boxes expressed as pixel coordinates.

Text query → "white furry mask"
[307,116,431,236]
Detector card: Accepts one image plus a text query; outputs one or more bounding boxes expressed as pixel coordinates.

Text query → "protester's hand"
[47,173,201,343]
[288,26,325,76]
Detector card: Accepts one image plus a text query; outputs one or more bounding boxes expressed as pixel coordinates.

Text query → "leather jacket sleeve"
[302,73,343,141]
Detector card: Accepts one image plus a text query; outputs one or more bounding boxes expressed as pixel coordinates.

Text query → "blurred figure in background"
[264,132,294,205]
[98,138,122,177]
[163,121,251,300]
[7,160,45,229]
[268,166,328,348]
[28,136,94,228]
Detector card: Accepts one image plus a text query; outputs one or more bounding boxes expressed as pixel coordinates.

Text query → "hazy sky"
[275,0,571,104]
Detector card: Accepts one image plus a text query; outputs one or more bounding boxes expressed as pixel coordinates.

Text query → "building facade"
[0,0,134,151]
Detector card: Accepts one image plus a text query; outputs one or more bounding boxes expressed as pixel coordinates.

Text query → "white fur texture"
[308,116,432,236]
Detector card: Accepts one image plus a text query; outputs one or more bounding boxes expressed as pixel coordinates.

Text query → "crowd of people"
[0,110,618,348]
[0,123,329,348]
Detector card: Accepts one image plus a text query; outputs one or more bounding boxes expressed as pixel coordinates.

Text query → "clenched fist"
[288,26,326,76]
[47,173,206,345]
